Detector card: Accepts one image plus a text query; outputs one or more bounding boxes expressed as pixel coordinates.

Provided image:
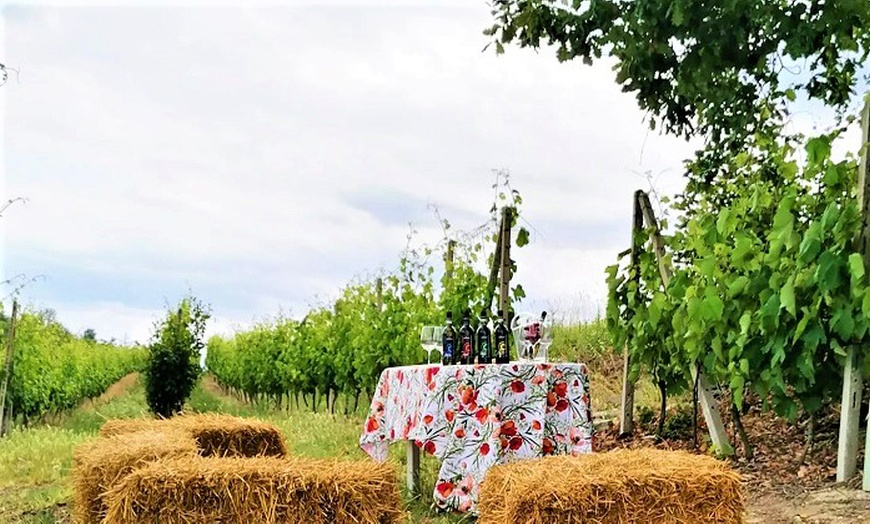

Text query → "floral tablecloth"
[359,362,593,513]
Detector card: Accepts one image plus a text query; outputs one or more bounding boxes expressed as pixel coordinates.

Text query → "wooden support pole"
[444,240,455,281]
[498,207,513,316]
[637,192,733,456]
[406,441,421,497]
[375,277,383,312]
[619,191,644,436]
[0,300,20,436]
[485,220,504,312]
[840,97,870,483]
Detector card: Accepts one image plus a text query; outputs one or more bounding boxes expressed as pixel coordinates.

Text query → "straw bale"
[98,417,172,437]
[98,413,287,458]
[103,456,405,524]
[478,448,744,524]
[179,413,287,458]
[72,429,198,524]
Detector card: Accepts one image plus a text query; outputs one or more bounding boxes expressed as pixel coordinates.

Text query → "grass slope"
[0,374,465,524]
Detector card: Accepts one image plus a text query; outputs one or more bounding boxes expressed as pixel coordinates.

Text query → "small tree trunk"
[353,390,360,415]
[730,403,753,460]
[656,380,667,438]
[800,411,816,464]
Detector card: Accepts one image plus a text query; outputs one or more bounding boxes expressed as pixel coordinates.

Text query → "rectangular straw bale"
[179,413,288,458]
[72,429,198,524]
[103,456,405,524]
[98,417,172,437]
[478,448,744,524]
[98,413,287,458]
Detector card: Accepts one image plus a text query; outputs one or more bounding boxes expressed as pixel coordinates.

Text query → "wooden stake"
[445,240,456,281]
[840,97,870,483]
[619,191,644,436]
[406,441,421,497]
[375,277,383,312]
[498,207,513,315]
[485,218,504,311]
[637,192,733,456]
[0,300,20,436]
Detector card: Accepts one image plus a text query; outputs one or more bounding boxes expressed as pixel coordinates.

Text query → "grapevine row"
[4,309,146,420]
[206,174,529,411]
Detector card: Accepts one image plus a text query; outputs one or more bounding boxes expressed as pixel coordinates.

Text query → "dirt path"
[747,486,870,523]
[96,372,139,402]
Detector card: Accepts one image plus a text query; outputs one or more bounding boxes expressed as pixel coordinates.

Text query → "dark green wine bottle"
[458,310,475,365]
[494,309,510,364]
[442,311,457,366]
[476,309,492,364]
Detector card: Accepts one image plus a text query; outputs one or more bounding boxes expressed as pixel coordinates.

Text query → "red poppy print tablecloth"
[359,362,592,513]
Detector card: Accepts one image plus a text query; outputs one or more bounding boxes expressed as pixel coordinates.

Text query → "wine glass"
[420,326,443,364]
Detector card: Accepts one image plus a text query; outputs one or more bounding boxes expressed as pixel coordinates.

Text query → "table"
[359,362,593,514]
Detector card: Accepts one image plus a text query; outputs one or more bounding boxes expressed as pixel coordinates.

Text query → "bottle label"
[444,341,453,357]
[462,341,472,357]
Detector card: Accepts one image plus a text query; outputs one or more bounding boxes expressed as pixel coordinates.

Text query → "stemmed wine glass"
[419,326,443,364]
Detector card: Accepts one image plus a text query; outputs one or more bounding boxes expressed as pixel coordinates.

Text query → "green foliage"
[548,319,614,362]
[4,311,144,420]
[82,329,96,343]
[144,296,209,417]
[207,173,531,405]
[486,0,870,149]
[608,117,866,420]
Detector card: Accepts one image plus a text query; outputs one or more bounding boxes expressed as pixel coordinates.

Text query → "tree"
[144,296,210,418]
[83,329,97,343]
[486,0,870,188]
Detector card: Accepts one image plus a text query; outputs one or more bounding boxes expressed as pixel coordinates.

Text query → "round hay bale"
[478,448,744,523]
[103,456,404,524]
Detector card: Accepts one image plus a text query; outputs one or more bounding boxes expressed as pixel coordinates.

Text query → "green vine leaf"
[516,227,530,247]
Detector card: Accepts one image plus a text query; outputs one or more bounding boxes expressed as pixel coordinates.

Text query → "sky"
[1,1,850,345]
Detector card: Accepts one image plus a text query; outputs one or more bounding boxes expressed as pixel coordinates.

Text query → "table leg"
[407,440,421,497]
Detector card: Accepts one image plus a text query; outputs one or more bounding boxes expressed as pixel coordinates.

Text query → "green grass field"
[0,374,468,523]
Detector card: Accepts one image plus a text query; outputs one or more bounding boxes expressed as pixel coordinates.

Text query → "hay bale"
[98,417,171,437]
[478,448,744,523]
[98,413,287,458]
[103,456,405,524]
[72,429,198,524]
[180,413,287,458]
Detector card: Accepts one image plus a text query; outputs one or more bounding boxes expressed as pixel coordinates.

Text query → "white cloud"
[2,4,697,340]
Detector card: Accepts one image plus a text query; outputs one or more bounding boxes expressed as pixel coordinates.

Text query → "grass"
[550,320,669,414]
[0,375,467,523]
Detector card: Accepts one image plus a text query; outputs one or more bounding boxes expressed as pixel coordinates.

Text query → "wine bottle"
[441,311,457,366]
[494,309,510,364]
[476,309,492,365]
[458,310,475,365]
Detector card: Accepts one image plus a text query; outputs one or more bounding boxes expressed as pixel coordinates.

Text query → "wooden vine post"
[838,96,870,484]
[619,191,643,436]
[498,206,514,316]
[483,206,514,315]
[0,300,20,437]
[619,191,733,455]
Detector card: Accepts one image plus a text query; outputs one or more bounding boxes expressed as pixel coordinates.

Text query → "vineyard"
[5,1,870,522]
[0,306,145,424]
[206,173,533,412]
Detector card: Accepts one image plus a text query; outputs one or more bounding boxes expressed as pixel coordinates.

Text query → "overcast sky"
[3,2,841,344]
